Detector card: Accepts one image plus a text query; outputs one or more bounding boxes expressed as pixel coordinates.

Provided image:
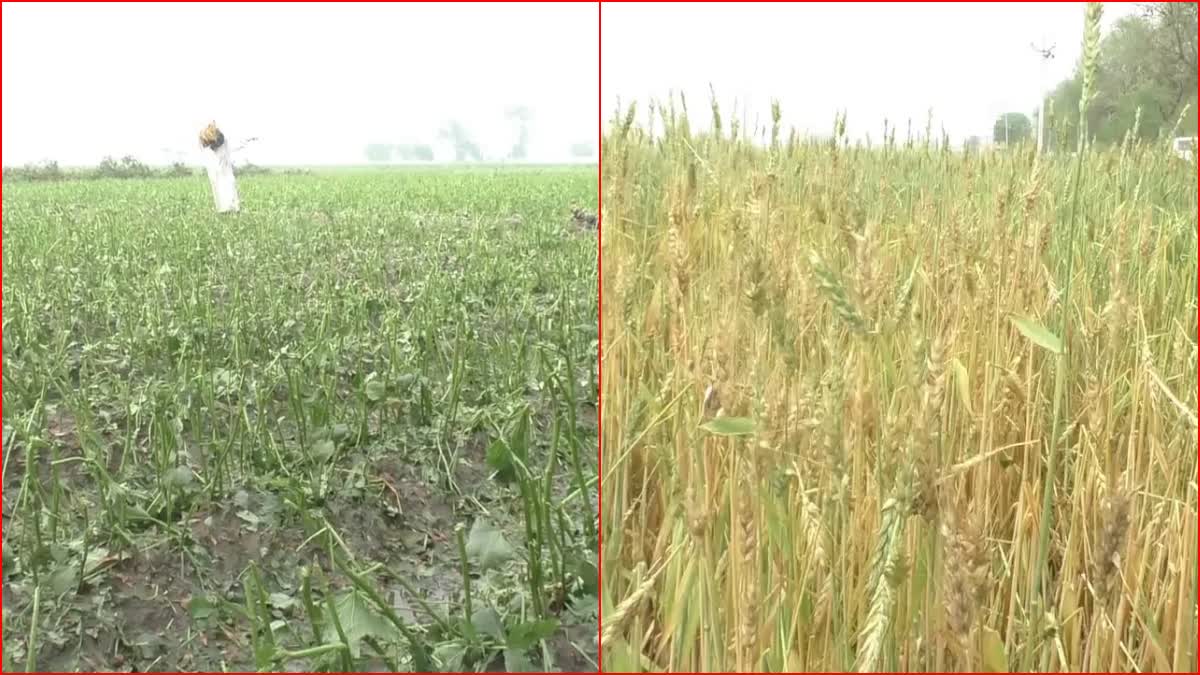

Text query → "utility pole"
[1031,38,1056,154]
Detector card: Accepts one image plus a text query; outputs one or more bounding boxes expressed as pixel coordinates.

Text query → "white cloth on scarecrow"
[202,139,240,213]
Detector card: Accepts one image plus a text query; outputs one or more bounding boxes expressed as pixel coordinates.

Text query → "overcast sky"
[602,1,1140,145]
[2,2,598,166]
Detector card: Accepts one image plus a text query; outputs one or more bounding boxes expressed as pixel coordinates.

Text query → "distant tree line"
[365,143,436,162]
[2,156,305,183]
[3,156,186,182]
[364,108,595,163]
[992,2,1197,148]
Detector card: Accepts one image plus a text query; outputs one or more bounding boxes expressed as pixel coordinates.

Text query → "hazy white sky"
[3,2,599,166]
[602,1,1139,144]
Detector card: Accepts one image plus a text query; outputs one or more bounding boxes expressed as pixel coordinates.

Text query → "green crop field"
[1,166,600,672]
[600,92,1197,672]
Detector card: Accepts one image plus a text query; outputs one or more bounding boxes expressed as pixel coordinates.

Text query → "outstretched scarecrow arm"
[232,137,260,154]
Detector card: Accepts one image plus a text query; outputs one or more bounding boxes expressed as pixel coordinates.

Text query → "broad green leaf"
[164,465,194,488]
[189,595,215,620]
[699,416,757,436]
[504,648,535,672]
[268,592,296,611]
[48,563,79,595]
[323,590,399,658]
[312,439,336,462]
[505,618,558,650]
[470,606,506,640]
[466,519,515,572]
[573,553,599,596]
[1010,316,1062,354]
[364,380,387,402]
[331,423,351,442]
[486,438,516,483]
[980,626,1008,672]
[433,641,466,671]
[509,408,531,462]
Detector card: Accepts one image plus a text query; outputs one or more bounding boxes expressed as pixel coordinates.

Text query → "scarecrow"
[199,121,255,213]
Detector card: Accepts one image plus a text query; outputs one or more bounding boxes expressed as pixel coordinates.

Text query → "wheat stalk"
[600,561,662,650]
[1078,2,1104,150]
[855,487,911,672]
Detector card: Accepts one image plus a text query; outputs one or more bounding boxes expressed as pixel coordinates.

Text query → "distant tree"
[4,160,63,182]
[993,113,1033,145]
[569,142,594,158]
[1140,2,1198,118]
[963,135,984,153]
[97,155,152,178]
[365,143,393,162]
[438,121,483,162]
[1039,3,1197,149]
[396,144,435,161]
[505,105,533,160]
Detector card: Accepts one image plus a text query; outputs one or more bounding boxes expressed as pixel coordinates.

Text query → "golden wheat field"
[598,90,1197,672]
